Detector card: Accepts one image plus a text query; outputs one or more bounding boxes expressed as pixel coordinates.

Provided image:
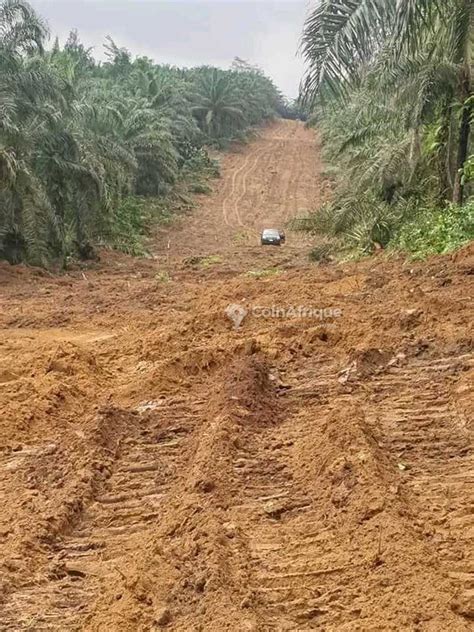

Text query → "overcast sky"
[29,1,312,98]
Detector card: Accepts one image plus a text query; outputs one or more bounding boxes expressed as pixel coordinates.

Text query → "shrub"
[391,201,474,259]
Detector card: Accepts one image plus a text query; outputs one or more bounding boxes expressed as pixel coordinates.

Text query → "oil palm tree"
[0,0,52,263]
[190,68,245,140]
[0,0,46,60]
[1,3,283,265]
[301,0,472,203]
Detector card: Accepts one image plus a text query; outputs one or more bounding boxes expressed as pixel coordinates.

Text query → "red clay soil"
[0,120,473,631]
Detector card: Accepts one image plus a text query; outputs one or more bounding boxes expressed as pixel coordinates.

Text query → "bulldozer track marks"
[0,401,204,630]
[365,353,474,598]
[1,120,473,630]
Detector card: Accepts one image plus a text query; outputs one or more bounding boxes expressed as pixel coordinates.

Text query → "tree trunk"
[452,5,472,206]
[436,102,454,202]
[452,88,471,205]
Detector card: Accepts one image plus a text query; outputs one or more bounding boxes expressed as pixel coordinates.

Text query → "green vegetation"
[183,254,223,268]
[392,201,474,258]
[154,271,171,283]
[0,2,283,266]
[299,0,473,259]
[246,267,281,279]
[198,254,223,268]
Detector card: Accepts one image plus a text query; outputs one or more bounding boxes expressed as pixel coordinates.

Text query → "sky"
[28,1,313,98]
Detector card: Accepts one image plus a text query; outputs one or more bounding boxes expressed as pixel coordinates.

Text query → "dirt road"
[0,120,473,631]
[153,120,326,261]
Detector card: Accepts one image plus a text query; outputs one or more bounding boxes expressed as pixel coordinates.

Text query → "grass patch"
[246,267,281,279]
[184,254,223,268]
[188,182,212,195]
[233,230,250,244]
[155,271,171,283]
[293,196,474,261]
[100,151,220,258]
[200,254,223,267]
[102,194,193,256]
[391,201,474,259]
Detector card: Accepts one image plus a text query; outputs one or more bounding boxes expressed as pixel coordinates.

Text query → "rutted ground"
[0,120,473,631]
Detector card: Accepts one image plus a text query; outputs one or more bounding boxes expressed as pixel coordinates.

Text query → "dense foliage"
[299,0,473,257]
[0,1,283,265]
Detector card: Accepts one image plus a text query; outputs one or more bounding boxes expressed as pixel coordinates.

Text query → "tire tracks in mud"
[231,145,270,228]
[0,400,205,631]
[283,125,304,223]
[223,141,279,230]
[365,352,474,612]
[222,145,263,227]
[1,327,473,630]
[222,120,298,231]
[231,351,474,629]
[235,140,285,232]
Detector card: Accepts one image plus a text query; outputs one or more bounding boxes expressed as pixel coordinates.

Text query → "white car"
[261,229,286,246]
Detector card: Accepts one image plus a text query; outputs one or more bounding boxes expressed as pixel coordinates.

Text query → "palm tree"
[1,3,283,265]
[301,0,472,204]
[0,0,52,263]
[190,68,246,140]
[0,0,46,59]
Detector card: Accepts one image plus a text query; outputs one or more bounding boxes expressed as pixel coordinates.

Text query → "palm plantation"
[0,0,282,265]
[1,0,472,265]
[299,0,473,255]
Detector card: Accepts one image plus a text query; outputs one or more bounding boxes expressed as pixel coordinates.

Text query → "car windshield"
[263,230,280,237]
